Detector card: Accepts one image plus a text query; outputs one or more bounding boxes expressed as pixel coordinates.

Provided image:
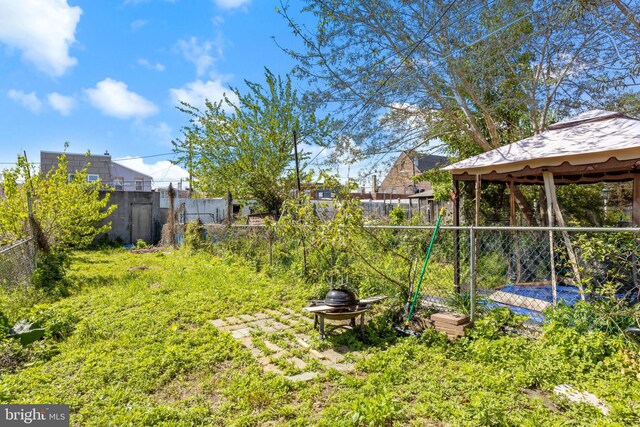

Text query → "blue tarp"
[483,284,636,324]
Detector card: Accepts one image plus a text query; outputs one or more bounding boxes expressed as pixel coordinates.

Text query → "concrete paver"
[321,349,345,363]
[263,340,282,352]
[285,372,318,382]
[211,319,227,328]
[217,312,360,380]
[225,316,241,325]
[239,314,256,322]
[291,357,307,370]
[231,328,252,339]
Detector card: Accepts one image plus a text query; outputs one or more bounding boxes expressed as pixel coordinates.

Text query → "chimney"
[372,175,378,193]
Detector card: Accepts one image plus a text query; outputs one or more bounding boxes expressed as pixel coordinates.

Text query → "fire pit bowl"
[324,288,358,307]
[304,294,388,340]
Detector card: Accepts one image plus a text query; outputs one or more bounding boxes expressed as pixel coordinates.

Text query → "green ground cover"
[0,249,638,426]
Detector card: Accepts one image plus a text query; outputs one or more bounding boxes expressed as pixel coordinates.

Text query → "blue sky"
[0,0,327,187]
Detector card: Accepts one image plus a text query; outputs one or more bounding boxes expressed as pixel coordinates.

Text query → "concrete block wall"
[97,191,161,244]
[40,151,112,180]
[159,197,228,224]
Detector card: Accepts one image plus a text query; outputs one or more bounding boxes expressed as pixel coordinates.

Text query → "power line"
[303,0,460,171]
[112,152,175,161]
[304,1,552,173]
[0,152,177,167]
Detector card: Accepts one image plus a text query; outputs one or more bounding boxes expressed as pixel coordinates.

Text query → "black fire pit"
[324,288,358,307]
[304,291,387,339]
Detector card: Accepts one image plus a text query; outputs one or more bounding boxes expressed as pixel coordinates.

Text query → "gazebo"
[443,110,640,309]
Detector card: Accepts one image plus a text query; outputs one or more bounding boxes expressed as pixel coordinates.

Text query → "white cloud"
[113,158,188,189]
[175,37,219,77]
[134,120,173,144]
[85,78,158,119]
[7,89,42,112]
[213,0,251,10]
[47,92,75,115]
[130,19,148,31]
[212,15,224,26]
[169,79,237,111]
[137,58,165,72]
[0,0,82,76]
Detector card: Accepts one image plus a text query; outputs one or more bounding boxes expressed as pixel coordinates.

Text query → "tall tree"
[0,153,116,249]
[279,0,640,222]
[173,69,330,215]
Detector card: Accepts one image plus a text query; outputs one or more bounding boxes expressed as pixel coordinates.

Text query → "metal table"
[304,296,387,340]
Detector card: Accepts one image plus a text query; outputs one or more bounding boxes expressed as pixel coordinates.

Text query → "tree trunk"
[512,186,538,226]
[226,190,233,225]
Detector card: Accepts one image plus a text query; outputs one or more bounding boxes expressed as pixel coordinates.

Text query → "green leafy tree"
[274,173,364,285]
[280,0,640,223]
[173,68,331,215]
[0,153,116,249]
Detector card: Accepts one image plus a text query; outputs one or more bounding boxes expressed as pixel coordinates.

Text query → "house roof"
[111,161,153,179]
[416,153,448,173]
[40,150,111,158]
[444,110,640,184]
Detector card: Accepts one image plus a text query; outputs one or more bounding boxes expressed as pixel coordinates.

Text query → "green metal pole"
[406,206,445,324]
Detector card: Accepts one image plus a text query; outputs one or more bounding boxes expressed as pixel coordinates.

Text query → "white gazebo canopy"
[444,110,640,185]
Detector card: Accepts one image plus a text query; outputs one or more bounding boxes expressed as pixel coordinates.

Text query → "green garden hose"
[405,206,446,325]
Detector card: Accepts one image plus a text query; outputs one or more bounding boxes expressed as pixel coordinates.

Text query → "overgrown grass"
[0,249,638,426]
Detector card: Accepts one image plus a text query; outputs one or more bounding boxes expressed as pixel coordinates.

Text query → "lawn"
[0,249,638,426]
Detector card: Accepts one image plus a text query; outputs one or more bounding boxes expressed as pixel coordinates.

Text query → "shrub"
[0,311,9,335]
[135,239,148,249]
[544,300,639,336]
[389,205,405,225]
[184,219,207,250]
[31,251,69,295]
[468,307,528,340]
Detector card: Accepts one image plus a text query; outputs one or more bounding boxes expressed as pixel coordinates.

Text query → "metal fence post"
[469,226,476,321]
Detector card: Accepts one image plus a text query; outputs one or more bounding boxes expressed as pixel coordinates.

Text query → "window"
[87,174,100,183]
[134,178,144,191]
[113,177,124,191]
[68,174,75,183]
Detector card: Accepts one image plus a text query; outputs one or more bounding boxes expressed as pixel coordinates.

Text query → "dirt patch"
[128,266,149,271]
[130,246,163,254]
[522,388,561,412]
[154,371,223,411]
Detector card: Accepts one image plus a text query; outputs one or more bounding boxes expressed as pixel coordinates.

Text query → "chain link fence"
[182,223,639,331]
[0,238,37,290]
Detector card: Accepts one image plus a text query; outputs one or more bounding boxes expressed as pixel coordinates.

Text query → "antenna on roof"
[104,150,110,156]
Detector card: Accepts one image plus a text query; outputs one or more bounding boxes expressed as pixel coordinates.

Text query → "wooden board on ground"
[359,295,387,304]
[303,305,352,313]
[513,281,552,287]
[434,322,472,334]
[430,312,470,325]
[488,290,552,311]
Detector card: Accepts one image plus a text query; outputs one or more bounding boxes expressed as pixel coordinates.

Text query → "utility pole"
[293,130,307,274]
[185,132,196,198]
[167,183,176,247]
[293,130,302,195]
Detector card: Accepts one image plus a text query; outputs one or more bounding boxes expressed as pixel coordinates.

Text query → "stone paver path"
[210,308,360,381]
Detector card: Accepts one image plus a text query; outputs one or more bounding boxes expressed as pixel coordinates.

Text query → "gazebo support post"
[542,172,558,305]
[634,176,640,227]
[453,179,460,294]
[633,176,640,293]
[475,175,481,226]
[542,172,585,299]
[509,181,521,284]
[470,175,481,320]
